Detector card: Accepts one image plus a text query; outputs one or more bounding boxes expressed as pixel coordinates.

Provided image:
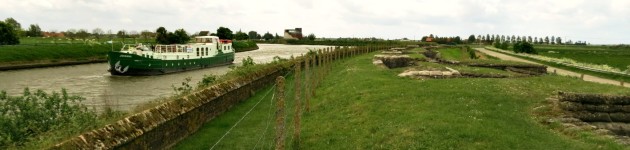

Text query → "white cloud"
[0,0,627,44]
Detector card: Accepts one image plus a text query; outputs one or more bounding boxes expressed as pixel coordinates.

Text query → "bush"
[513,41,537,54]
[0,21,20,45]
[494,41,510,50]
[241,56,255,67]
[0,88,97,147]
[232,40,259,52]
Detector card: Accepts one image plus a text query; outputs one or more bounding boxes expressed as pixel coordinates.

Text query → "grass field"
[0,37,138,65]
[487,46,630,83]
[175,49,630,149]
[0,37,257,66]
[535,45,630,71]
[0,44,114,64]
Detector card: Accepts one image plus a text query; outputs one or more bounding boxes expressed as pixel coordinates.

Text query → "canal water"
[0,44,330,112]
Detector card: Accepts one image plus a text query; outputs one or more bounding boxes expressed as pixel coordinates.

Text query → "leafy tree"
[306,33,316,41]
[171,29,190,44]
[116,30,127,38]
[140,30,153,42]
[4,17,22,36]
[263,32,273,41]
[128,30,139,41]
[76,29,90,39]
[467,34,476,43]
[65,29,77,40]
[216,27,233,39]
[274,33,281,39]
[92,28,104,40]
[248,31,258,40]
[156,27,168,44]
[556,37,562,44]
[234,31,248,40]
[25,24,42,37]
[256,34,262,39]
[117,30,127,43]
[544,36,549,44]
[0,21,20,45]
[486,34,491,43]
[453,36,462,44]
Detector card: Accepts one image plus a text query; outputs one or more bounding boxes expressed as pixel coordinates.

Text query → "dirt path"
[475,48,629,88]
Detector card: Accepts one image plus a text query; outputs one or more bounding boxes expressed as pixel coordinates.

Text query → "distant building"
[425,37,433,42]
[198,31,210,36]
[43,32,65,38]
[283,28,303,40]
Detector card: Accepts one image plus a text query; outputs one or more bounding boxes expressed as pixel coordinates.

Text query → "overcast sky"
[1,0,629,44]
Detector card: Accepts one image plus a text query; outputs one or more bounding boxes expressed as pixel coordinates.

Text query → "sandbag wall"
[559,92,630,136]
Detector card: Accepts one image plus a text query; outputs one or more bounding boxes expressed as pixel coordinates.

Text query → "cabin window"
[187,55,190,59]
[196,48,199,56]
[205,48,209,56]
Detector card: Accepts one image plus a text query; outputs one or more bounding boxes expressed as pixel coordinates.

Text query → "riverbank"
[0,58,107,71]
[177,47,630,149]
[0,41,260,71]
[233,40,259,52]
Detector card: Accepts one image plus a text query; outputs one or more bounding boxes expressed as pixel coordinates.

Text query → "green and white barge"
[108,36,235,76]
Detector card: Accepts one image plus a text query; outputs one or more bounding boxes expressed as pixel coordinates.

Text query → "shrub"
[241,56,255,67]
[513,41,537,54]
[0,88,97,147]
[232,40,259,52]
[198,74,218,88]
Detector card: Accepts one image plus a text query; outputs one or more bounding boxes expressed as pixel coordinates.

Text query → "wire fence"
[201,43,394,149]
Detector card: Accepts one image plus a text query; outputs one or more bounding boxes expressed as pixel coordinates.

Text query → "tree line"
[465,34,587,45]
[418,33,588,46]
[0,17,317,45]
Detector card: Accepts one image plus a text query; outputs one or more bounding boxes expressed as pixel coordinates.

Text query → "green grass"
[438,47,466,61]
[0,37,258,66]
[175,51,630,149]
[232,40,259,52]
[0,44,115,64]
[0,37,142,65]
[174,69,302,149]
[535,45,630,71]
[488,47,630,83]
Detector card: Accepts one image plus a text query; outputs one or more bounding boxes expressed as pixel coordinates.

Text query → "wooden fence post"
[275,76,286,150]
[305,55,311,112]
[293,62,301,148]
[580,74,584,80]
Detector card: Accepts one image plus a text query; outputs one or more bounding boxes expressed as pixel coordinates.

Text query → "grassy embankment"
[232,40,259,52]
[176,47,630,149]
[486,45,630,83]
[0,37,258,68]
[536,45,630,70]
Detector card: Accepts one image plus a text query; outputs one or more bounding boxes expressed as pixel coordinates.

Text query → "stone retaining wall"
[52,64,288,149]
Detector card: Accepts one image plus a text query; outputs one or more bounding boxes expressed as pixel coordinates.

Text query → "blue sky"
[2,0,629,44]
